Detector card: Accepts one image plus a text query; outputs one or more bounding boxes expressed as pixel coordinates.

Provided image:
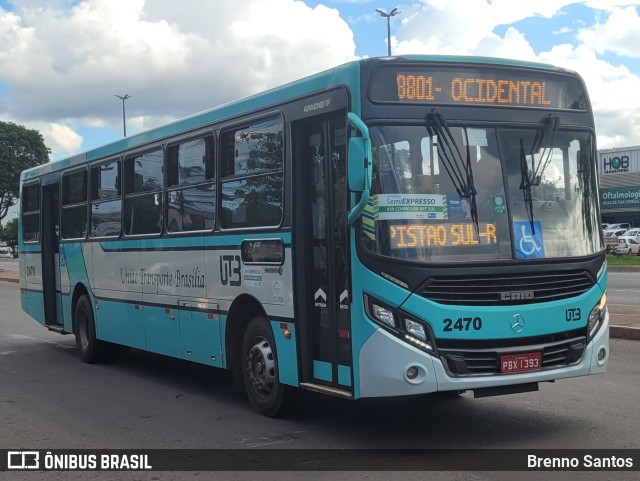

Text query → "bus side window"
[90,160,122,238]
[61,169,88,240]
[123,149,163,236]
[166,135,215,233]
[22,182,41,243]
[220,116,284,229]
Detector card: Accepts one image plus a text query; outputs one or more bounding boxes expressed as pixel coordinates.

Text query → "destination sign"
[369,65,587,110]
[390,222,497,249]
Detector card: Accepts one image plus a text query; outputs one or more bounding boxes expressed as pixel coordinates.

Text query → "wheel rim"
[77,306,89,351]
[246,336,276,400]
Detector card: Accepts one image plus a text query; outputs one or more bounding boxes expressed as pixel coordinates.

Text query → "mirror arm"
[347,112,372,224]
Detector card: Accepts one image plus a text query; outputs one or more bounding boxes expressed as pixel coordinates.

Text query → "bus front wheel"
[74,294,104,363]
[241,316,293,417]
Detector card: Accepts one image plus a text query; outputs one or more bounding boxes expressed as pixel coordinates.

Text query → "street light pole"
[375,8,400,56]
[115,94,131,137]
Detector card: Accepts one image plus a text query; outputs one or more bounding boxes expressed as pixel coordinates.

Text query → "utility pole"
[375,8,400,56]
[115,94,131,137]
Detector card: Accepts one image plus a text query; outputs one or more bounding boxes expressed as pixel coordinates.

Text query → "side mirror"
[346,112,372,224]
[348,137,366,192]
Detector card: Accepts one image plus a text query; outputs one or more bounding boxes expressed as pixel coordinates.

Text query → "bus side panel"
[179,307,223,367]
[90,241,146,348]
[61,243,93,333]
[20,249,45,325]
[96,300,146,349]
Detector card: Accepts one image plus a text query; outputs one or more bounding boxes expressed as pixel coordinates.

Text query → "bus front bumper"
[358,312,609,398]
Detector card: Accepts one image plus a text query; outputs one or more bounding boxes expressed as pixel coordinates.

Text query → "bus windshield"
[362,124,601,263]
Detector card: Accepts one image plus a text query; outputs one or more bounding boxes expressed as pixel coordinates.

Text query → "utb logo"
[603,155,629,171]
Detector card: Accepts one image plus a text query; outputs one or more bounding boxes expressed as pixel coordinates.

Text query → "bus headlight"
[405,318,427,340]
[372,304,395,327]
[587,292,607,341]
[404,318,435,352]
[364,295,396,328]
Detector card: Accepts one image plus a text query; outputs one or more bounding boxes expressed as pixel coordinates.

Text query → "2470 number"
[443,317,482,332]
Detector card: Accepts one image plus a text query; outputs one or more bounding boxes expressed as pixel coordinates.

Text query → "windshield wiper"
[519,114,560,234]
[425,109,479,233]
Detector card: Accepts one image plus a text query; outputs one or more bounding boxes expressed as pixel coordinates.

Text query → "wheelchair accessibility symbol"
[514,221,545,259]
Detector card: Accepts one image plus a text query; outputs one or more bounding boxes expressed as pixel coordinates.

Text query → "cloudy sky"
[2,0,640,162]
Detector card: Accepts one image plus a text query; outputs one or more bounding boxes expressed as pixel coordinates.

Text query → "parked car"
[621,227,640,239]
[615,236,640,255]
[604,223,631,235]
[601,223,610,230]
[604,228,628,238]
[0,247,13,258]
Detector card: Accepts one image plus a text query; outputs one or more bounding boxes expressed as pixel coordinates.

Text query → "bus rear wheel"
[74,294,104,363]
[241,316,293,417]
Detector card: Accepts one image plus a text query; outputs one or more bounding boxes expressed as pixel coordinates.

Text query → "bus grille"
[420,271,594,306]
[437,331,587,377]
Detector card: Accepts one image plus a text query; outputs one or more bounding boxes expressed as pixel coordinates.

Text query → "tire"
[74,294,104,363]
[241,316,295,417]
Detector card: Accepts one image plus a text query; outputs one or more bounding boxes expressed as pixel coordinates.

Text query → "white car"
[621,227,640,239]
[615,236,640,255]
[604,228,628,238]
[604,223,631,236]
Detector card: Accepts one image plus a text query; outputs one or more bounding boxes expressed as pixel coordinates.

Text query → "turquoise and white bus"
[19,56,608,417]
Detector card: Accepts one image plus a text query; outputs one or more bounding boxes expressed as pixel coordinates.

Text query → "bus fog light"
[406,366,419,379]
[403,364,426,384]
[597,347,607,363]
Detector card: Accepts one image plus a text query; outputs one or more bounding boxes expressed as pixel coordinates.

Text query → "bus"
[19,56,608,417]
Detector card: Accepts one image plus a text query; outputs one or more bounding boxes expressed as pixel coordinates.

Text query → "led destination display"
[389,222,497,249]
[369,65,587,110]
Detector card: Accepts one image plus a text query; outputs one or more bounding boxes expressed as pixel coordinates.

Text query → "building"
[598,146,640,227]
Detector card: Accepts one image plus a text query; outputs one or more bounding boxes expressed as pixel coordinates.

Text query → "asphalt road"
[1,280,639,481]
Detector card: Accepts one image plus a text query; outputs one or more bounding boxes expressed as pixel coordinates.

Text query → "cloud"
[29,121,83,158]
[392,0,640,148]
[577,6,640,58]
[0,0,357,156]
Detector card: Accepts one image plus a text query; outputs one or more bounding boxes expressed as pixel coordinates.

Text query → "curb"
[607,265,640,272]
[610,325,640,341]
[0,270,18,283]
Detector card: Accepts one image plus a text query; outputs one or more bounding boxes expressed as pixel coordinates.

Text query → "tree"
[0,218,18,257]
[0,121,50,221]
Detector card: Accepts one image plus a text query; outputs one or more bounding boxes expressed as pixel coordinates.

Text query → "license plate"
[500,352,542,373]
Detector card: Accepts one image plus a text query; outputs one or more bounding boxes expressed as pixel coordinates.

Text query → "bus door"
[293,113,353,393]
[41,182,62,327]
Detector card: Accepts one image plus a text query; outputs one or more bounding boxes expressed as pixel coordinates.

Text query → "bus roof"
[21,55,569,181]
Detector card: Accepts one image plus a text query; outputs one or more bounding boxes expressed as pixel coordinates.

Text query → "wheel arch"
[70,282,90,333]
[225,293,268,374]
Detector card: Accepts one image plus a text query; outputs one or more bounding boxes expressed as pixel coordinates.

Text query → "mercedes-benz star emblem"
[511,314,526,333]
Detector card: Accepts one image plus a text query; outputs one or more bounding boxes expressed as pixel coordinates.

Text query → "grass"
[606,253,640,265]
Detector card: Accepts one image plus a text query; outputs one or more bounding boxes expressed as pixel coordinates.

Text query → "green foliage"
[0,218,18,256]
[606,253,640,265]
[0,121,50,221]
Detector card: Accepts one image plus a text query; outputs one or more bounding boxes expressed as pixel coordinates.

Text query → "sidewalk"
[1,268,638,340]
[0,269,18,283]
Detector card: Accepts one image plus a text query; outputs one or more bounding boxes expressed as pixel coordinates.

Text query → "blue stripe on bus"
[98,232,292,252]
